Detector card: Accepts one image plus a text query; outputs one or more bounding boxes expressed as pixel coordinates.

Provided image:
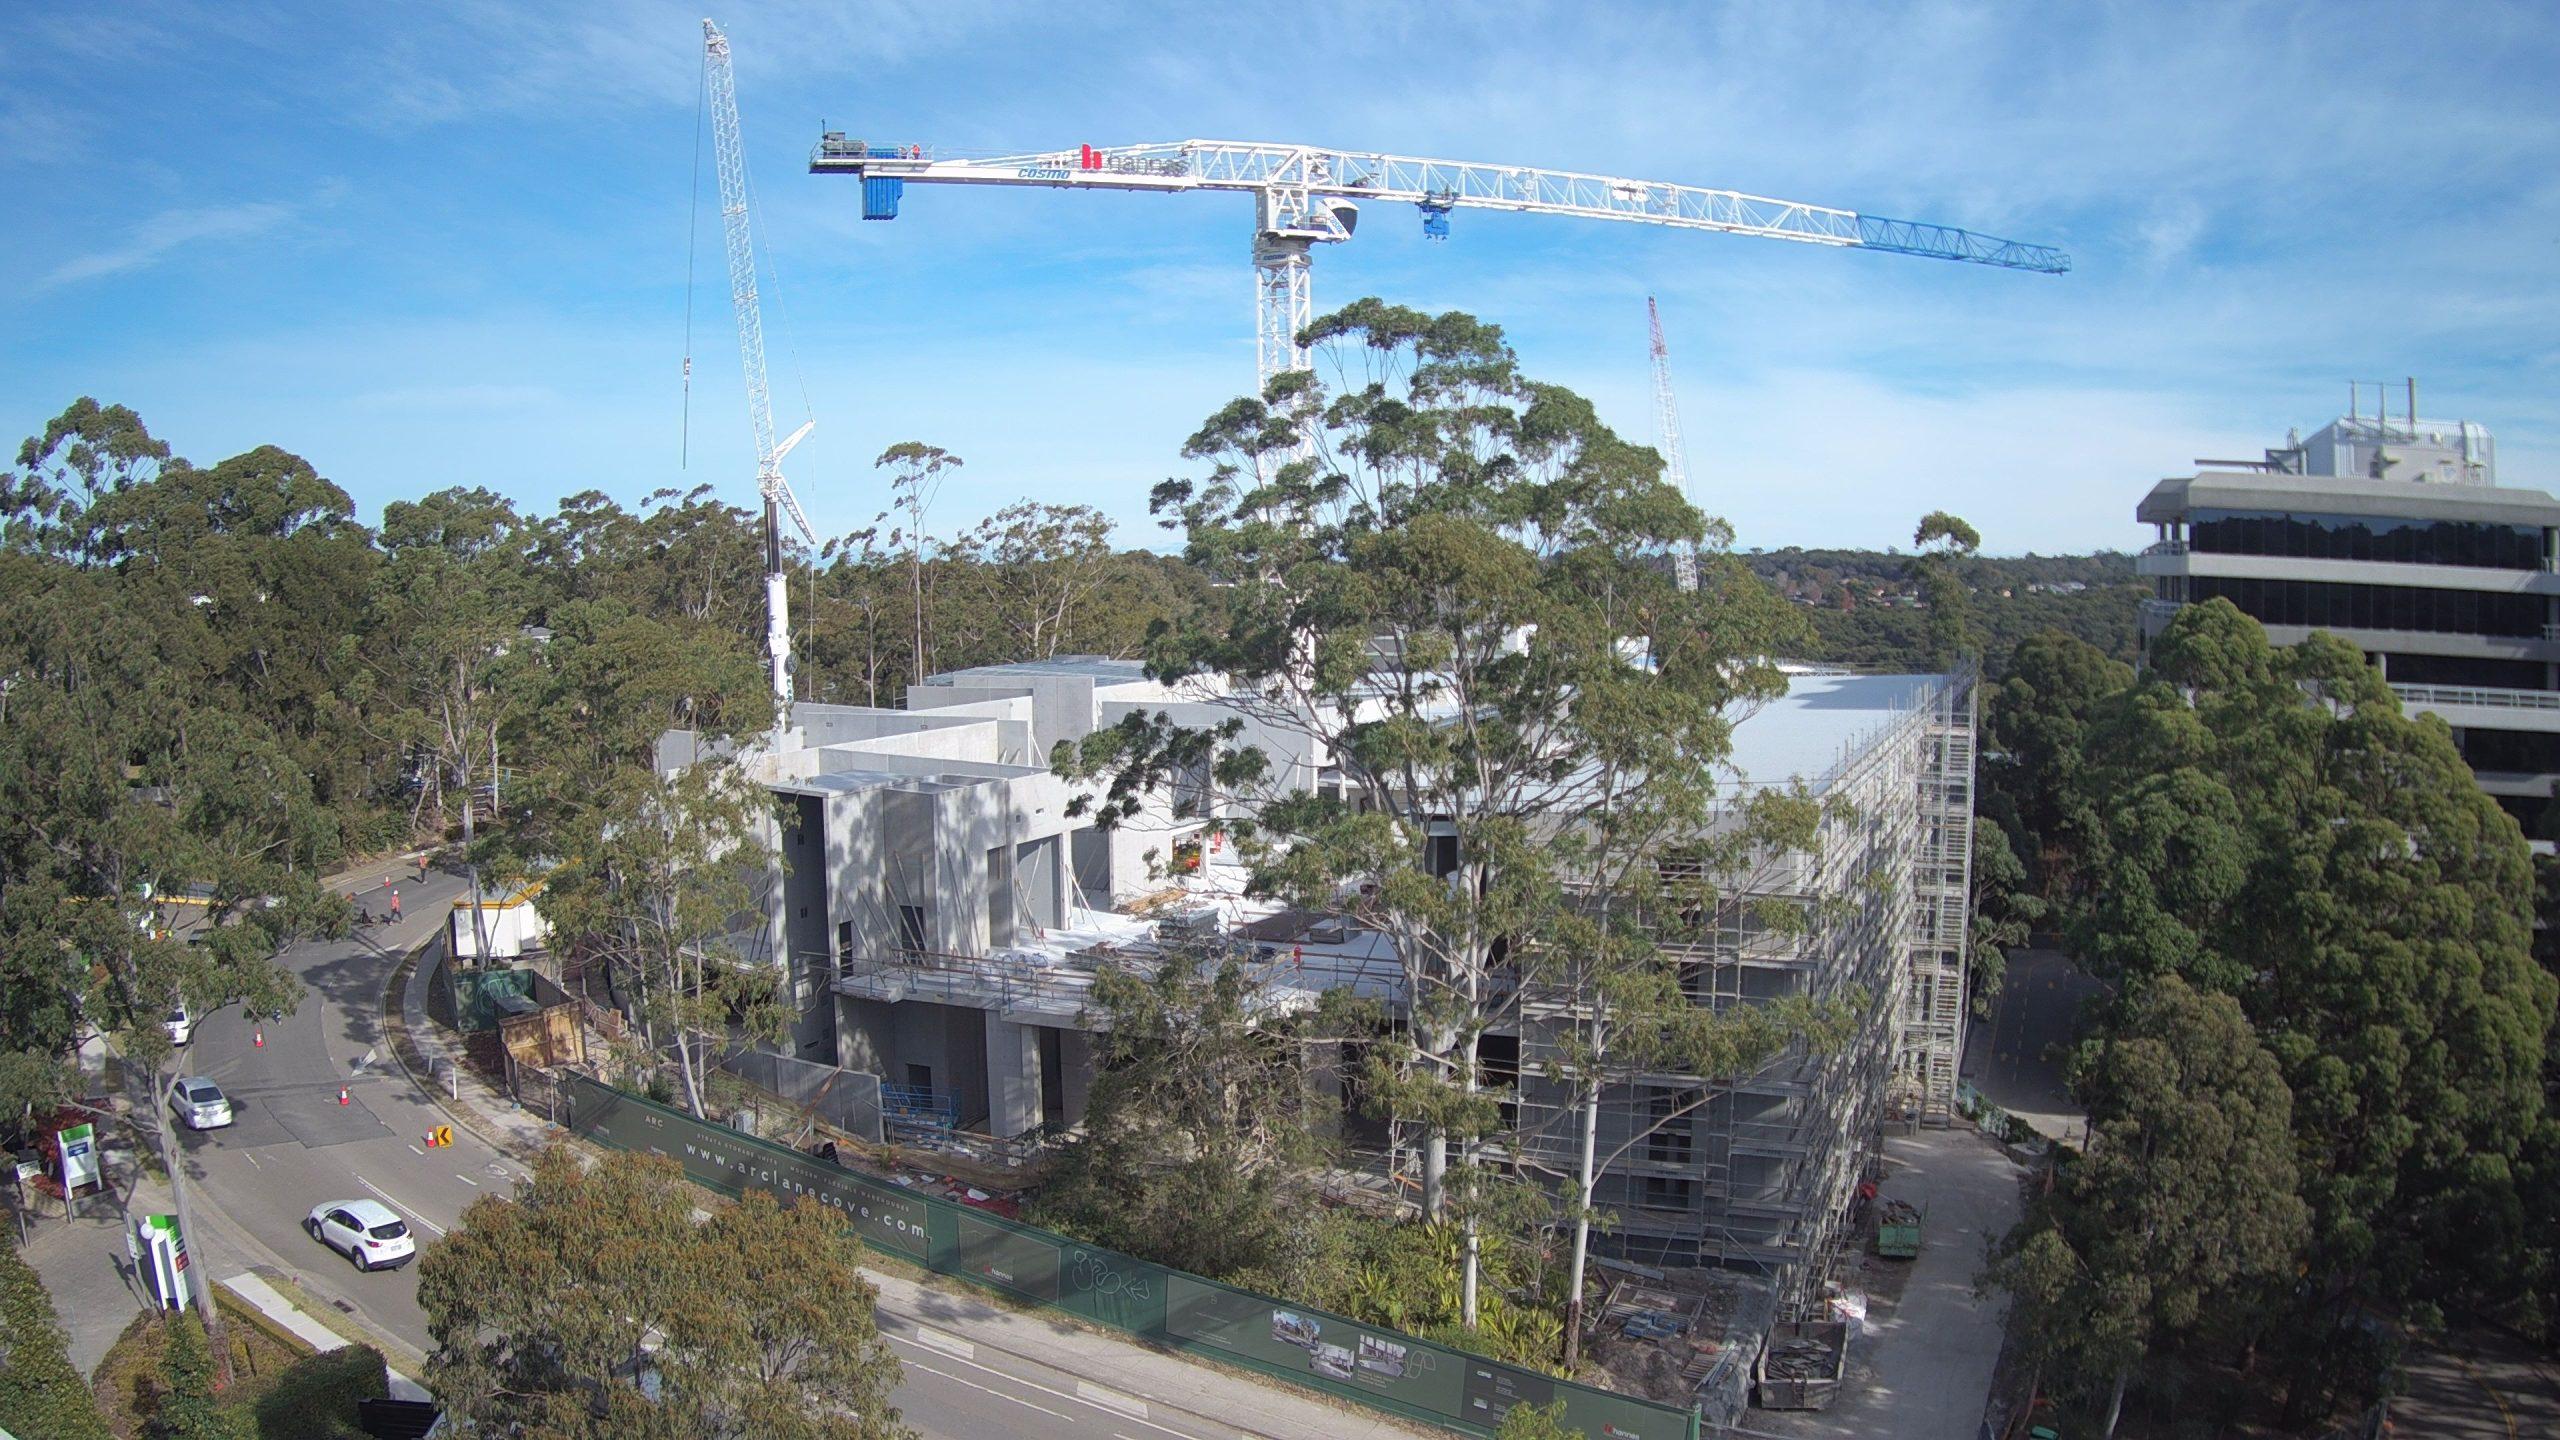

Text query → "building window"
[896,905,927,954]
[2190,508,2542,571]
[1645,1088,1698,1165]
[837,919,854,954]
[1641,1175,1695,1210]
[2189,574,2545,639]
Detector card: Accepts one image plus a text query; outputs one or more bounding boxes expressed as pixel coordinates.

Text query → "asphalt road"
[168,863,1272,1440]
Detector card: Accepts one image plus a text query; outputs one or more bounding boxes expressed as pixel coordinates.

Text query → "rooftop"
[1725,672,1951,797]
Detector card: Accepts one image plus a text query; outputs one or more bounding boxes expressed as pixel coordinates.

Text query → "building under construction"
[683,656,1974,1309]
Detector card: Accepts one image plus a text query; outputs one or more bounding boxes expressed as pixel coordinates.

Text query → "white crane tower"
[704,19,817,719]
[811,138,2070,390]
[1648,296,1700,594]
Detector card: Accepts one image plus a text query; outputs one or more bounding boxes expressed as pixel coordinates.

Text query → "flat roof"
[2139,470,2560,527]
[1725,672,1945,794]
[923,656,1151,683]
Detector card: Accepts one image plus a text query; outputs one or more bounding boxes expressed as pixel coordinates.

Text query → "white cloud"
[41,202,297,289]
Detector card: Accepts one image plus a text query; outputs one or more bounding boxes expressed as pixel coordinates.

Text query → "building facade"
[2137,412,2560,830]
[687,656,1973,1306]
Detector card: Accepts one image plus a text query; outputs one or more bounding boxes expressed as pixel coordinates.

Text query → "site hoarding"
[564,1076,1696,1439]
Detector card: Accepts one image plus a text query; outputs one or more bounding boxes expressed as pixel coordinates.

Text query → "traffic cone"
[338,1086,351,1106]
[253,1029,263,1048]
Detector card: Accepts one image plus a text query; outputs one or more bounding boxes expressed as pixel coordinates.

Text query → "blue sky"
[7,2,2556,555]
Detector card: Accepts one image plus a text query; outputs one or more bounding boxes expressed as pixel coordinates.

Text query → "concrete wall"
[833,997,991,1128]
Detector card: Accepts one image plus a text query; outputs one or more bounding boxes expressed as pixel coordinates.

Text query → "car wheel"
[304,1217,320,1239]
[352,1247,370,1272]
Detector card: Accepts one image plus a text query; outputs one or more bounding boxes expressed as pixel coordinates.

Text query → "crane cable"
[681,55,706,469]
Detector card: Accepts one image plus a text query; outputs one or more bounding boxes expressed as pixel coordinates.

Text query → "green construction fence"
[564,1075,1698,1439]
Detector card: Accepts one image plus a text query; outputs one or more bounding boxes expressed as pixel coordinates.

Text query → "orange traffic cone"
[338,1086,351,1106]
[252,1029,263,1048]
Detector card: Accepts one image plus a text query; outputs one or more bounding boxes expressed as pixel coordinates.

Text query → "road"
[1959,946,2104,1140]
[167,860,1289,1440]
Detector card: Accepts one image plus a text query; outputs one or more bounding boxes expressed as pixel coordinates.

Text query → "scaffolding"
[1508,671,1971,1317]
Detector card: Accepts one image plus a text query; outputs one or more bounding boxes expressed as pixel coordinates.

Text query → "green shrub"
[247,1345,387,1440]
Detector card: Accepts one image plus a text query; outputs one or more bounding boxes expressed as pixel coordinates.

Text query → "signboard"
[565,1076,931,1261]
[954,1210,1059,1303]
[1164,1273,1465,1417]
[137,1214,191,1311]
[55,1123,98,1191]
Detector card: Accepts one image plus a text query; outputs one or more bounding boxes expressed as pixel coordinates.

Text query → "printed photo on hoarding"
[1310,1342,1356,1381]
[1272,1310,1321,1349]
[1357,1335,1409,1378]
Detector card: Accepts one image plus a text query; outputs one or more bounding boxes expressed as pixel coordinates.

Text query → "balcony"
[2391,683,2560,714]
[2141,539,2189,557]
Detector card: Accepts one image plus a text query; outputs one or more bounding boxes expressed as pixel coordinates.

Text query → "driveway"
[1754,1126,2025,1440]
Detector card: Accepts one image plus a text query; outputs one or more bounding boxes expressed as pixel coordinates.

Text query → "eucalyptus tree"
[1060,300,1809,1327]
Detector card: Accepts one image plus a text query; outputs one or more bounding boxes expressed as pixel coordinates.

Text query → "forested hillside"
[1742,545,2142,671]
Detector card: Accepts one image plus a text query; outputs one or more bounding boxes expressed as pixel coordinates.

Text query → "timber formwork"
[1510,671,1973,1316]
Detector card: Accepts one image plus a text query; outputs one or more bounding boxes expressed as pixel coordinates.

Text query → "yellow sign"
[427,1125,453,1149]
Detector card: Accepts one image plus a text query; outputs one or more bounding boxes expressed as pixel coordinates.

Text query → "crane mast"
[812,137,2070,390]
[705,19,817,720]
[1648,297,1699,593]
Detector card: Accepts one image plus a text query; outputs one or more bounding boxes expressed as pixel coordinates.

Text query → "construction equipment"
[1648,296,1699,592]
[703,20,819,719]
[1877,1197,1923,1259]
[811,138,2070,388]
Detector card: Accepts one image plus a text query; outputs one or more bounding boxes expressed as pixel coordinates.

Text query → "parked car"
[305,1198,416,1271]
[164,1005,195,1046]
[170,1076,232,1130]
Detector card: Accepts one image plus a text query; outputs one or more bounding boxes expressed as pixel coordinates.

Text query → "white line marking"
[1077,1381,1148,1419]
[888,1332,1202,1440]
[909,1326,974,1360]
[242,1153,262,1170]
[354,1175,446,1236]
[454,1173,477,1186]
[899,1358,1072,1422]
[407,1145,424,1156]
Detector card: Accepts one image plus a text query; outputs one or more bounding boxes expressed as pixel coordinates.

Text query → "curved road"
[172,861,1265,1440]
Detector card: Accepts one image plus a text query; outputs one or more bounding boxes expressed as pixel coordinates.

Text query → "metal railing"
[2390,682,2560,712]
[2140,538,2189,556]
[831,948,1104,1019]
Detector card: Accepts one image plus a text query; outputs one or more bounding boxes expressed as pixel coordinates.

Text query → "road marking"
[909,1326,974,1360]
[407,1145,424,1156]
[242,1153,262,1170]
[889,1332,1204,1440]
[899,1357,1072,1422]
[354,1175,446,1236]
[1077,1380,1148,1418]
[455,1173,478,1186]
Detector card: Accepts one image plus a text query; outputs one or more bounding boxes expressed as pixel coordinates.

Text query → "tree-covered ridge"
[1741,543,2142,670]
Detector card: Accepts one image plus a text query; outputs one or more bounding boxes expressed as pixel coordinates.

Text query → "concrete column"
[984,1011,1043,1139]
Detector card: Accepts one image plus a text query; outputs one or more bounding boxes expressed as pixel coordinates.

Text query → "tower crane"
[705,19,817,720]
[811,138,2069,388]
[1648,296,1700,594]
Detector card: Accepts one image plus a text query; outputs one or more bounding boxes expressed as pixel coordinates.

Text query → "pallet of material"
[1754,1321,1848,1410]
[1877,1197,1923,1258]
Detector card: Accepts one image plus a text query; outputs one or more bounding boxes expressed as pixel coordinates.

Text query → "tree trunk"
[2102,1363,2129,1439]
[153,1049,233,1385]
[1562,1078,1601,1368]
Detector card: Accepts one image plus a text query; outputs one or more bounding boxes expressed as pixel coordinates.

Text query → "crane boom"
[816,136,2067,386]
[1648,298,1699,594]
[706,19,816,719]
[818,139,2070,272]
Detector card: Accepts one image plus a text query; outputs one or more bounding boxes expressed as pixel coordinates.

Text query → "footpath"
[387,934,1433,1440]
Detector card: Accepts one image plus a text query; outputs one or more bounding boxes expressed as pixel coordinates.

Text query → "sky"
[6,1,2557,556]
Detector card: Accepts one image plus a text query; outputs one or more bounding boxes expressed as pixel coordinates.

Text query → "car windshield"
[182,1082,220,1102]
[166,1009,188,1023]
[367,1219,409,1240]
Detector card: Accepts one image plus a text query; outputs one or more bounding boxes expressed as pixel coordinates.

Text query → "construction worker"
[388,888,402,922]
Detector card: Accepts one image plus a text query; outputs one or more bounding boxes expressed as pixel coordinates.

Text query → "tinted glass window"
[2190,509,2542,570]
[2193,576,2547,638]
[367,1220,409,1240]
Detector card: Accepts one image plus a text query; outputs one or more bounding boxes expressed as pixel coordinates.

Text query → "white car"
[170,1077,232,1130]
[305,1198,417,1272]
[164,1005,195,1046]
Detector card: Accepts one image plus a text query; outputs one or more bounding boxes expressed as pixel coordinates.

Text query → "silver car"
[170,1076,232,1130]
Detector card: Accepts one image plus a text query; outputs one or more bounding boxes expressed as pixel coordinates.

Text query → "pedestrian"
[416,854,429,883]
[388,888,402,921]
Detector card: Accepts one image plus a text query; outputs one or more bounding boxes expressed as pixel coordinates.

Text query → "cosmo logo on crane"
[811,135,2070,389]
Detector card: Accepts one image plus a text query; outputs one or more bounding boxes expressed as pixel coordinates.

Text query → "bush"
[249,1347,387,1440]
